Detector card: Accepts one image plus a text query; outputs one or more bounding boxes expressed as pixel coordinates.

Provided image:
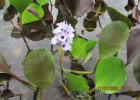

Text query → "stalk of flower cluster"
[57,46,63,71]
[51,21,75,71]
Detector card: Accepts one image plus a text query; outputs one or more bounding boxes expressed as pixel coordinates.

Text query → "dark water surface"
[0,0,140,100]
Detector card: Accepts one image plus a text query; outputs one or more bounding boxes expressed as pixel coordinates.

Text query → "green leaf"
[22,3,44,24]
[8,0,31,13]
[86,40,97,54]
[106,5,132,29]
[36,0,50,6]
[70,38,87,59]
[23,49,56,89]
[99,21,129,59]
[95,57,126,94]
[133,54,140,85]
[65,71,89,92]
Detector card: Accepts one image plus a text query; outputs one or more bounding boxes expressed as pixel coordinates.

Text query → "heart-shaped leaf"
[70,38,87,59]
[22,3,44,24]
[75,0,95,17]
[36,0,50,6]
[99,21,129,59]
[106,5,132,29]
[95,57,126,94]
[126,28,140,65]
[133,54,140,85]
[65,71,89,92]
[23,49,56,89]
[86,40,97,54]
[8,0,31,13]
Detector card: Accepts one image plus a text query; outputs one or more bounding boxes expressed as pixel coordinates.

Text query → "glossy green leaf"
[86,40,97,54]
[106,5,132,29]
[22,3,44,24]
[23,49,56,89]
[65,71,89,92]
[36,0,50,6]
[8,0,31,13]
[71,38,87,59]
[133,54,140,85]
[99,21,129,59]
[95,57,126,94]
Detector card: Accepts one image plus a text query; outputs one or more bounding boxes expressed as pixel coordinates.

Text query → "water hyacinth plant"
[1,0,140,100]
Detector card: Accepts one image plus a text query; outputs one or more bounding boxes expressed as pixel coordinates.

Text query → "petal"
[56,21,68,30]
[51,36,59,45]
[68,24,75,32]
[53,27,61,35]
[66,38,73,44]
[67,32,74,38]
[62,42,72,51]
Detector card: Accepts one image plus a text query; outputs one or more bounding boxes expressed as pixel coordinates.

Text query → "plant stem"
[52,49,58,55]
[57,46,63,71]
[65,69,93,75]
[33,88,39,100]
[136,92,140,100]
[87,87,96,94]
[90,1,102,21]
[70,88,74,100]
[41,19,54,35]
[97,16,102,29]
[79,54,87,64]
[74,26,78,38]
[93,58,101,73]
[39,89,43,100]
[20,14,22,33]
[20,14,30,51]
[59,80,70,96]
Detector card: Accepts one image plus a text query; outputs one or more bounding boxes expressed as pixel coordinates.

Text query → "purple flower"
[51,21,75,51]
[62,42,72,51]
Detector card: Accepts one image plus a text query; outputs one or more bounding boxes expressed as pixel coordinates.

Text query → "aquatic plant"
[1,0,140,100]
